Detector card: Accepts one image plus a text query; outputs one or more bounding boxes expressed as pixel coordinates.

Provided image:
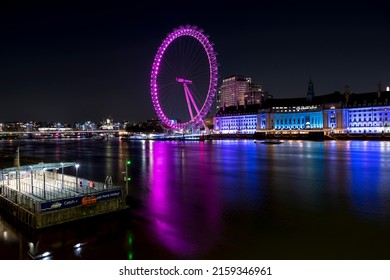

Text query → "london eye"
[150,25,218,132]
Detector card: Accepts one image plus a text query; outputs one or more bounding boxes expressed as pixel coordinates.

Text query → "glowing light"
[40,251,51,258]
[150,25,218,131]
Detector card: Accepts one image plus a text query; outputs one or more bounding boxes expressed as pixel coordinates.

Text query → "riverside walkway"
[0,162,128,229]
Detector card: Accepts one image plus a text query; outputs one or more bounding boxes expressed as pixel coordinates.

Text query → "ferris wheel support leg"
[184,84,201,115]
[185,85,210,134]
[183,84,194,120]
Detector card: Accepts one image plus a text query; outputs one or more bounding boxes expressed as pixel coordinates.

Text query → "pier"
[0,162,128,229]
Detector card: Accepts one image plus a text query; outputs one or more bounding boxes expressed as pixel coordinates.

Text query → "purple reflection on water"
[146,141,221,258]
[3,139,390,259]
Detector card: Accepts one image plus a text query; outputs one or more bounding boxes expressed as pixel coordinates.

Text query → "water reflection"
[2,139,390,259]
[345,141,388,222]
[145,141,222,258]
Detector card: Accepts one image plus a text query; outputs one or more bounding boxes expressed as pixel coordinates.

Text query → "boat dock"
[0,162,128,229]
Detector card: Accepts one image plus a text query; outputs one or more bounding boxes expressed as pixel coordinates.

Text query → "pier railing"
[0,167,128,229]
[0,171,124,214]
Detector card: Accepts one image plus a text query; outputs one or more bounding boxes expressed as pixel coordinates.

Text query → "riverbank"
[211,131,390,141]
[325,132,390,141]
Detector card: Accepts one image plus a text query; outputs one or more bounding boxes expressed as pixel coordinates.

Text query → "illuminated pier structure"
[0,162,128,229]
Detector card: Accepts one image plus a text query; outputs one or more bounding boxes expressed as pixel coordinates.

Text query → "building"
[216,75,268,112]
[214,104,260,134]
[217,75,250,111]
[245,82,267,106]
[335,83,390,133]
[213,79,390,135]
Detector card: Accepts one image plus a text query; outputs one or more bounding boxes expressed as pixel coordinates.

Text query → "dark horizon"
[1,0,389,123]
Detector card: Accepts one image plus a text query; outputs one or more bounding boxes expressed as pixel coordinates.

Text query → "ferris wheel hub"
[176,78,192,84]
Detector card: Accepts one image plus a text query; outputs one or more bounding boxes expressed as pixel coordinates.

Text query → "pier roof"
[1,162,78,173]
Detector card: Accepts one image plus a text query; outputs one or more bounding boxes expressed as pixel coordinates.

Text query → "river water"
[1,139,390,260]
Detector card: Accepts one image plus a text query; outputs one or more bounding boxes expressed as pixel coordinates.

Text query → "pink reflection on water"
[146,141,221,258]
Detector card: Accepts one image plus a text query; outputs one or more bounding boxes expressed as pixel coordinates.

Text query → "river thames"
[1,139,390,260]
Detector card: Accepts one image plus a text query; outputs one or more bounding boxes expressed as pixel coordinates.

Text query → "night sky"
[1,0,389,123]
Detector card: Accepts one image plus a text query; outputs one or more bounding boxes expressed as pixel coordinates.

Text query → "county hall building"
[213,76,390,135]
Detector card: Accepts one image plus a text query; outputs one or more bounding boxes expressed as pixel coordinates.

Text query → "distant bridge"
[0,130,125,139]
[0,129,123,135]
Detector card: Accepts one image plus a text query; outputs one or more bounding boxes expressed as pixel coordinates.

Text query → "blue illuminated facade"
[272,106,323,130]
[214,114,258,134]
[213,82,390,135]
[342,106,390,133]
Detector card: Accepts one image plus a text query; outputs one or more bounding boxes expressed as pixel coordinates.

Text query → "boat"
[261,139,283,145]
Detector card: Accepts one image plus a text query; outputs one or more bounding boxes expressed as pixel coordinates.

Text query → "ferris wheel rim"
[150,25,218,131]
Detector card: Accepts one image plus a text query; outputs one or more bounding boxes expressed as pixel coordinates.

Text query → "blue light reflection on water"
[2,139,390,259]
[135,140,390,258]
[345,141,390,223]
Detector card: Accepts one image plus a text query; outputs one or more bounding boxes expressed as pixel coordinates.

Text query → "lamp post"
[43,168,46,199]
[16,146,21,204]
[30,166,33,195]
[75,164,80,190]
[125,159,131,196]
[61,163,64,189]
[1,170,4,191]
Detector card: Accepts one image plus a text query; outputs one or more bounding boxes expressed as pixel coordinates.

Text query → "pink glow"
[150,25,218,131]
[176,77,192,84]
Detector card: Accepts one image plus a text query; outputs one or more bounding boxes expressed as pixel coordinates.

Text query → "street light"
[29,166,33,195]
[43,168,46,199]
[1,170,4,188]
[125,159,131,196]
[75,164,80,190]
[60,163,64,189]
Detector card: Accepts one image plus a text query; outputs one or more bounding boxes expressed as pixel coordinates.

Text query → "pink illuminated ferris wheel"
[150,25,218,131]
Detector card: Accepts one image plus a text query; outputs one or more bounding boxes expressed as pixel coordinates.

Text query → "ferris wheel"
[150,25,218,132]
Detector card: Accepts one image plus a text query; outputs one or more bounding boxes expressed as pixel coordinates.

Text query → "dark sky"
[1,0,389,123]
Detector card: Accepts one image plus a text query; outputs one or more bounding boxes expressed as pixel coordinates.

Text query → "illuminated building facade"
[214,114,258,134]
[343,106,390,133]
[331,84,390,133]
[214,104,259,134]
[217,75,250,111]
[216,75,268,112]
[213,81,390,135]
[272,106,323,130]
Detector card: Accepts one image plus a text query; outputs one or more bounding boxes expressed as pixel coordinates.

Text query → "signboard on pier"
[40,189,122,212]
